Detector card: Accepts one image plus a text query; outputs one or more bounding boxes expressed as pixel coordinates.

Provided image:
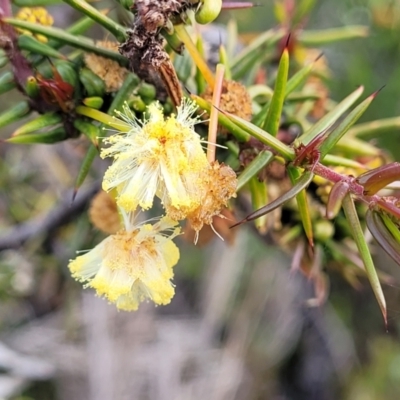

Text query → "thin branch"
[0,183,100,250]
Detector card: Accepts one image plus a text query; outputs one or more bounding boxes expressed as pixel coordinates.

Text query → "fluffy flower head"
[68,216,180,311]
[101,100,209,214]
[167,161,237,236]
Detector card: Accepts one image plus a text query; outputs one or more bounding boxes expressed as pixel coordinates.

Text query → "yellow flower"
[101,100,209,214]
[15,7,54,43]
[68,216,180,311]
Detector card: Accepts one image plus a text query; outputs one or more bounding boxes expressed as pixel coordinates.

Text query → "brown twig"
[0,183,100,250]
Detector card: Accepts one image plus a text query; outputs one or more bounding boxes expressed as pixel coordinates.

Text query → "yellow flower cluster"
[69,100,237,311]
[101,100,237,235]
[69,215,180,311]
[15,7,54,43]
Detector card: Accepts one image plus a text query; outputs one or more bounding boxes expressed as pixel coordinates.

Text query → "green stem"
[61,0,127,42]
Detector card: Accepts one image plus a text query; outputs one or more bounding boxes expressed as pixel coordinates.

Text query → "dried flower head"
[15,7,54,43]
[168,161,237,236]
[202,80,252,128]
[101,100,209,214]
[68,216,180,311]
[183,208,238,246]
[89,191,121,234]
[84,41,129,92]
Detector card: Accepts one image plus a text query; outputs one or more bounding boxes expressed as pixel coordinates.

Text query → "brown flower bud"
[84,41,129,93]
[202,80,252,133]
[89,191,121,234]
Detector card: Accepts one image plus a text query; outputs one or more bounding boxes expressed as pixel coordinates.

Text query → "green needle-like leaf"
[249,177,269,234]
[237,150,273,191]
[321,154,367,169]
[162,29,184,53]
[12,113,63,136]
[299,85,364,145]
[232,47,270,81]
[381,213,400,244]
[67,14,100,36]
[194,37,207,94]
[18,35,66,60]
[6,127,66,144]
[0,101,30,130]
[292,0,317,26]
[0,72,16,95]
[285,60,315,97]
[287,166,314,248]
[46,14,99,50]
[319,90,377,159]
[74,144,98,197]
[108,73,140,114]
[219,45,232,80]
[286,92,321,102]
[61,0,127,42]
[366,209,400,267]
[334,136,381,157]
[263,48,289,136]
[4,19,128,65]
[298,26,369,46]
[14,0,60,5]
[251,101,270,127]
[220,112,295,160]
[343,195,387,324]
[280,225,303,245]
[174,49,193,84]
[76,106,130,132]
[348,116,400,137]
[230,27,286,74]
[74,119,101,147]
[232,171,313,228]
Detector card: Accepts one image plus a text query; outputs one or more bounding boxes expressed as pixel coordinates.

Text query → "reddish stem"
[313,162,400,218]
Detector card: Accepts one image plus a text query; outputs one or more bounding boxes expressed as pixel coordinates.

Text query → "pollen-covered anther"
[183,161,237,233]
[89,191,121,234]
[84,41,129,92]
[68,217,180,311]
